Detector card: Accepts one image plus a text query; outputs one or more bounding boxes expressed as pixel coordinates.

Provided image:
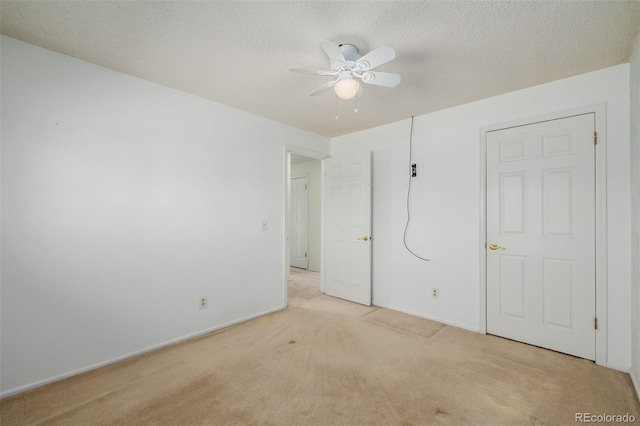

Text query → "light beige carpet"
[287,267,321,306]
[2,295,638,425]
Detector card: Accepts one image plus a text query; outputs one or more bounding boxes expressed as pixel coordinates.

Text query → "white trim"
[479,126,488,334]
[383,304,481,333]
[593,104,608,368]
[605,362,633,373]
[0,305,285,399]
[320,160,326,294]
[629,367,640,402]
[285,145,329,161]
[283,146,329,305]
[479,103,608,367]
[291,173,309,179]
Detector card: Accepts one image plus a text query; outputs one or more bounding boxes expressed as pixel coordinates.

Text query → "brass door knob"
[358,236,371,241]
[488,243,505,251]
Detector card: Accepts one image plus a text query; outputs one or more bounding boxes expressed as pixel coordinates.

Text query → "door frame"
[283,146,329,307]
[478,103,608,366]
[290,174,309,269]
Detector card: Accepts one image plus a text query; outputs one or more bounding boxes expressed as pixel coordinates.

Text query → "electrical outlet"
[431,288,439,299]
[199,296,208,309]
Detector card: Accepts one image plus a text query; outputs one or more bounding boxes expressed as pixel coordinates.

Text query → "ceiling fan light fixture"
[334,78,359,100]
[290,41,399,103]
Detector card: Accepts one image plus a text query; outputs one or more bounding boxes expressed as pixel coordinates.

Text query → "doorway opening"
[288,267,321,306]
[285,149,327,307]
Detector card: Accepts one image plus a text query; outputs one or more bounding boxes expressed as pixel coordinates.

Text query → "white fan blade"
[289,67,337,76]
[360,71,401,87]
[356,45,396,71]
[320,40,346,67]
[309,80,337,96]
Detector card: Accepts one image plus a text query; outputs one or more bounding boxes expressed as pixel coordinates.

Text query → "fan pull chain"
[354,88,359,113]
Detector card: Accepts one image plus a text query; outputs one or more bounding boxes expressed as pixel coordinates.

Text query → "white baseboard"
[0,304,286,399]
[606,362,631,373]
[380,304,480,333]
[630,367,640,402]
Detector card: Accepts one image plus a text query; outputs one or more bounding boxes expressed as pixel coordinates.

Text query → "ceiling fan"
[289,41,401,100]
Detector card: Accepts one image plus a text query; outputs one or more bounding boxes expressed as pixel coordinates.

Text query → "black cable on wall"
[403,116,430,262]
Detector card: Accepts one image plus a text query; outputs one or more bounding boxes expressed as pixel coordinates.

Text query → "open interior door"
[324,151,372,306]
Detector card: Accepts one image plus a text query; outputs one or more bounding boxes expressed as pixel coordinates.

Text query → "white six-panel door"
[324,152,372,306]
[486,114,596,360]
[290,176,308,269]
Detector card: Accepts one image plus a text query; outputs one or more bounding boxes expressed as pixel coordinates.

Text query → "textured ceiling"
[2,1,640,138]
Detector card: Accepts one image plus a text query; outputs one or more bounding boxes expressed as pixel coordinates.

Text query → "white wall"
[332,64,632,370]
[630,33,640,399]
[0,36,330,396]
[291,159,321,272]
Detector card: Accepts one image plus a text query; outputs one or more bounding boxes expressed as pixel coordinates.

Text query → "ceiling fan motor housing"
[338,44,361,62]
